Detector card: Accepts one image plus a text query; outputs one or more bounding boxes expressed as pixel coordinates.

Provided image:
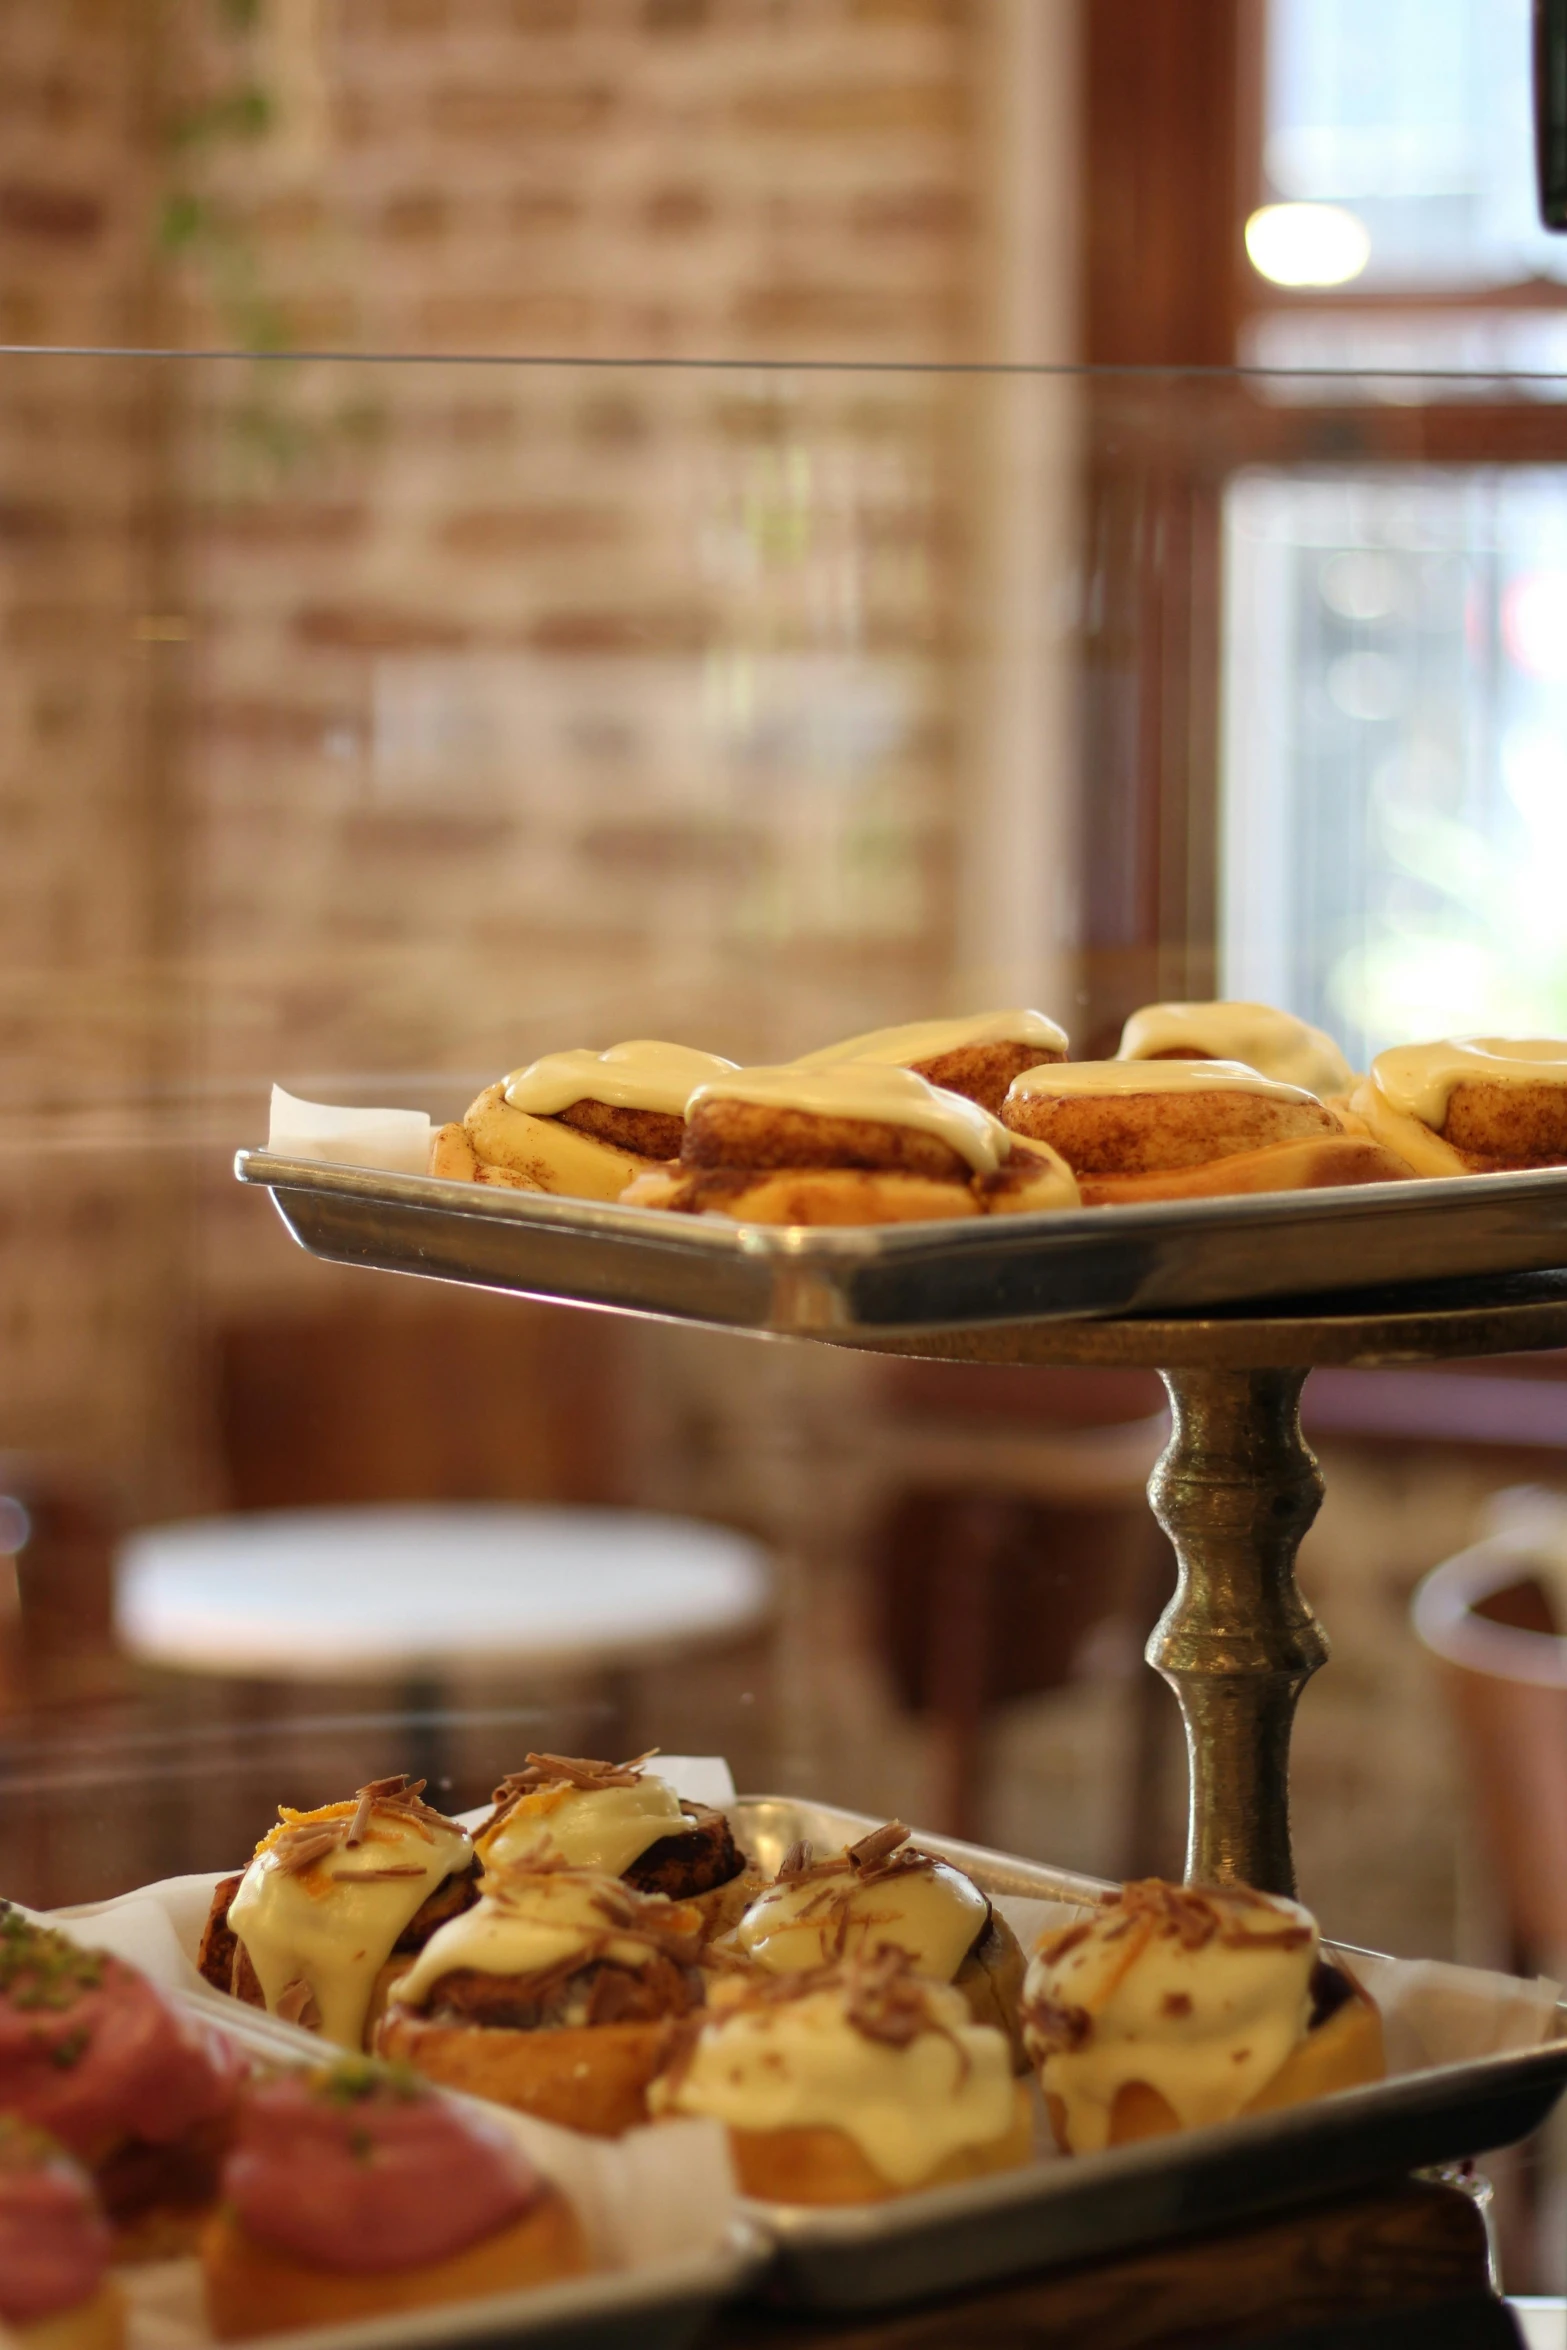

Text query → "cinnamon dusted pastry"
[1001,1060,1413,1204]
[1116,1002,1354,1099]
[622,1062,1079,1225]
[374,1867,707,2137]
[728,1824,1027,2066]
[1022,1879,1384,2153]
[196,1777,476,2053]
[649,1950,1030,2202]
[792,1009,1069,1115]
[431,1040,738,1200]
[1350,1039,1567,1177]
[473,1751,754,1935]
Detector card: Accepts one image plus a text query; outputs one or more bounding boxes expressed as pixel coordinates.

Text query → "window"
[1220,0,1567,1061]
[1223,467,1567,1065]
[1264,0,1566,289]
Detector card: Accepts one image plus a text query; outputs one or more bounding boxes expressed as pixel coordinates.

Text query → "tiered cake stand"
[235,1151,1567,1898]
[857,1275,1567,1895]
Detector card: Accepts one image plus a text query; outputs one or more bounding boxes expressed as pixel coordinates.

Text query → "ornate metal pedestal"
[857,1276,1567,1896]
[233,1151,1567,1904]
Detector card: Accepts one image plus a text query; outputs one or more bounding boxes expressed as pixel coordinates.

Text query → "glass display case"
[4,0,1567,2306]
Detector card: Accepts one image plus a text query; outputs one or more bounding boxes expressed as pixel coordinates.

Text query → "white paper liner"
[268,1087,431,1177]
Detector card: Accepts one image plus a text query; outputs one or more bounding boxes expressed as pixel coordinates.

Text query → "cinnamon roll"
[433,1040,738,1200]
[1001,1060,1412,1204]
[623,1062,1078,1224]
[792,1009,1069,1115]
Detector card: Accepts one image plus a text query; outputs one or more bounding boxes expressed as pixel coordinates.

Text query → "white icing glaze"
[1007,1059,1313,1108]
[687,1064,1010,1175]
[1371,1038,1567,1126]
[1348,1080,1469,1177]
[650,1979,1017,2188]
[985,1133,1081,1212]
[393,1868,695,2008]
[1117,1003,1353,1098]
[229,1806,472,2051]
[737,1856,987,1981]
[505,1041,738,1118]
[477,1775,696,1878]
[792,1010,1068,1071]
[1023,1886,1318,2155]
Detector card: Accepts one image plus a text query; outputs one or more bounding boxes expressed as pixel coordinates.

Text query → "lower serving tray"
[42,1921,760,2350]
[48,1798,1567,2321]
[731,1800,1567,2312]
[234,1151,1567,1334]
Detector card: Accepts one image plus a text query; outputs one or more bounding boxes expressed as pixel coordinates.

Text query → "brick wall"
[0,4,195,1507]
[0,0,998,1512]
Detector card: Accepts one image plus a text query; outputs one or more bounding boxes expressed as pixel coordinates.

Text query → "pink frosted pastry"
[202,2062,587,2336]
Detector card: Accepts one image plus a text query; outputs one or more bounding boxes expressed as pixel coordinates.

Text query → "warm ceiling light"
[1244,202,1370,288]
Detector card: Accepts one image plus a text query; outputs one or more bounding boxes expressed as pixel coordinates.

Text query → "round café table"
[115,1503,772,1786]
[117,1503,771,1678]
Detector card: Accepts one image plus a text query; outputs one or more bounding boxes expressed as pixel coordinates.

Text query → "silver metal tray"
[72,1966,761,2350]
[728,1799,1567,2313]
[235,1152,1567,1334]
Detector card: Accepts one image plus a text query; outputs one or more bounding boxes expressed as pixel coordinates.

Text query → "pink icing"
[225,2073,544,2274]
[0,2138,110,2323]
[0,1929,244,2163]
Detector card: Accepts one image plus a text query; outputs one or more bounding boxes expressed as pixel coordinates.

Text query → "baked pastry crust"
[727,2081,1033,2204]
[555,1098,685,1157]
[12,2282,124,2350]
[1076,1133,1414,1204]
[907,1040,1062,1116]
[686,1096,971,1180]
[430,1121,535,1189]
[460,1082,654,1199]
[200,2190,586,2338]
[1003,1084,1336,1174]
[624,1166,980,1224]
[1434,1080,1567,1166]
[373,2009,667,2139]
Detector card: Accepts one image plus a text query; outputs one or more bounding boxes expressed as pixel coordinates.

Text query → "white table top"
[116,1504,771,1680]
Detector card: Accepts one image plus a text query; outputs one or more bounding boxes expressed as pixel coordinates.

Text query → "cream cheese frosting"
[792,1010,1068,1070]
[1022,1881,1318,2155]
[1007,1058,1314,1108]
[228,1793,472,2051]
[1370,1038,1567,1126]
[737,1851,988,1981]
[477,1774,697,1877]
[393,1868,698,2009]
[687,1063,1012,1175]
[1117,1003,1353,1098]
[1347,1080,1469,1177]
[650,1973,1017,2188]
[986,1135,1081,1211]
[504,1041,738,1119]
